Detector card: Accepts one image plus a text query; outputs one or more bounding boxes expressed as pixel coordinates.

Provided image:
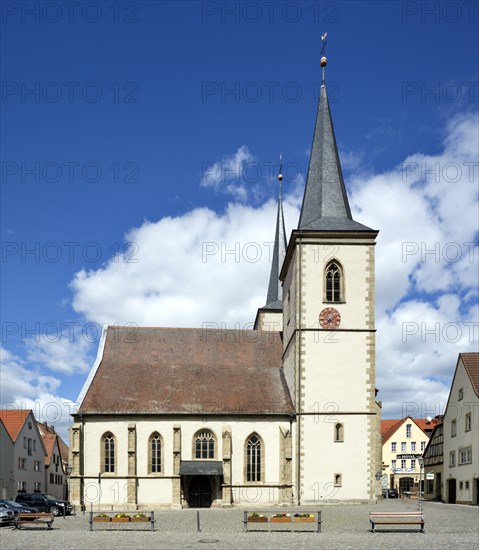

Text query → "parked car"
[0,499,38,516]
[382,488,399,499]
[15,493,73,516]
[0,505,15,525]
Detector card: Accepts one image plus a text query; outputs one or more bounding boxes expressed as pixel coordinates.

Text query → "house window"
[102,432,116,473]
[465,413,471,432]
[411,459,416,470]
[427,479,433,493]
[459,481,463,490]
[325,261,343,302]
[334,423,344,442]
[18,457,26,469]
[451,420,457,437]
[401,442,406,452]
[34,460,41,471]
[411,442,416,451]
[28,438,32,456]
[458,388,463,400]
[195,430,215,459]
[149,432,162,473]
[406,424,411,438]
[465,481,470,490]
[391,442,397,452]
[246,434,262,482]
[50,473,54,483]
[420,441,426,451]
[17,481,26,492]
[334,473,342,487]
[23,437,27,449]
[391,460,396,469]
[33,439,36,451]
[401,459,406,469]
[459,447,472,465]
[34,482,41,492]
[449,451,455,467]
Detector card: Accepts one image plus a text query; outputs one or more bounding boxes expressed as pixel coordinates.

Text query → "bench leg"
[370,520,375,533]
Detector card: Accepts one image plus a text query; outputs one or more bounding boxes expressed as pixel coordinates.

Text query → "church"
[69,53,382,509]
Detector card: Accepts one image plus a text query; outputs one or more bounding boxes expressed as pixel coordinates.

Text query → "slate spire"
[298,55,372,232]
[264,159,287,309]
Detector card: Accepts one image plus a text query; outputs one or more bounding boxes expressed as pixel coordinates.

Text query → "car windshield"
[2,501,23,508]
[45,495,58,500]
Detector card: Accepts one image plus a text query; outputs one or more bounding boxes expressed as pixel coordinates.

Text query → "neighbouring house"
[381,416,441,495]
[423,420,444,501]
[37,422,69,500]
[442,352,479,505]
[0,418,14,499]
[0,410,47,498]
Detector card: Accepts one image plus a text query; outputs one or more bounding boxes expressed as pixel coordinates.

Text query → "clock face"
[319,307,341,329]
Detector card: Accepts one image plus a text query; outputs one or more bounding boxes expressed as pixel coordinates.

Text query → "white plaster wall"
[13,412,45,495]
[443,360,479,504]
[256,310,283,332]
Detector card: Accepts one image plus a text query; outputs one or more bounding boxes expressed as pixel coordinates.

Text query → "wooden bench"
[369,511,424,533]
[14,512,54,529]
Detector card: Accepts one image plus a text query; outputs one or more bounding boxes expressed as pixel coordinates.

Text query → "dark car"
[382,488,399,499]
[15,493,73,516]
[0,500,38,516]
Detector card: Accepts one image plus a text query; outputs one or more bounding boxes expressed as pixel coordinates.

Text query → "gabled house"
[0,418,14,499]
[0,410,47,497]
[381,416,439,495]
[37,422,69,500]
[423,420,444,501]
[442,352,479,504]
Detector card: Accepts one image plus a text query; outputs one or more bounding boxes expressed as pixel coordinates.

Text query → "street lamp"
[418,458,424,511]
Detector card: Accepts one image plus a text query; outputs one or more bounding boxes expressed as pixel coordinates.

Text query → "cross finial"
[320,32,328,83]
[278,153,283,199]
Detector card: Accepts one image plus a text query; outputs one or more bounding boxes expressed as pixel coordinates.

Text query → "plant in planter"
[293,513,315,523]
[247,512,268,523]
[131,513,150,522]
[271,513,291,523]
[93,513,111,522]
[112,513,131,522]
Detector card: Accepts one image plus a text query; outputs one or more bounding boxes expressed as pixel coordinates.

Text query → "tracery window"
[246,434,262,482]
[102,432,115,473]
[195,430,215,459]
[325,261,343,302]
[149,432,162,473]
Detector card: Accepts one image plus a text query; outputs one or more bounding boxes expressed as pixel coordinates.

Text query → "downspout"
[297,233,303,505]
[79,412,84,511]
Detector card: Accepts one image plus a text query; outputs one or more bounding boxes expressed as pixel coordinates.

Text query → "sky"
[1,0,478,441]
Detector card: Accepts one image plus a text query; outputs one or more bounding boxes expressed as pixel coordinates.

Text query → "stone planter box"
[247,516,268,523]
[293,517,315,523]
[111,517,130,523]
[131,517,150,522]
[271,517,291,523]
[93,517,111,522]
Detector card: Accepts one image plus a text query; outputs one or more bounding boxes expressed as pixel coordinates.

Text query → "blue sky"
[1,0,478,438]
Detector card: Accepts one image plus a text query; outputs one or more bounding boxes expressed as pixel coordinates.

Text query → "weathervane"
[320,32,328,82]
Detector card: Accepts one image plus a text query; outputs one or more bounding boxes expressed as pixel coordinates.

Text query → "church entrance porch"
[180,460,223,508]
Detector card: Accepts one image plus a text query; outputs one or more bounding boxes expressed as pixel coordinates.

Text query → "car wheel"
[50,506,60,516]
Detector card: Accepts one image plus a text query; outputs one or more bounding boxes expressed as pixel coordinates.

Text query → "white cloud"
[200,145,255,201]
[26,333,92,375]
[0,347,76,441]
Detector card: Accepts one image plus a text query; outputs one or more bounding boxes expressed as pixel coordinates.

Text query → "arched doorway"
[447,479,456,504]
[399,477,413,496]
[188,476,212,508]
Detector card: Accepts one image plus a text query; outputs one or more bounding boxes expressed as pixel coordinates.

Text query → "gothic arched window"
[149,432,162,473]
[101,432,116,473]
[325,261,343,302]
[246,434,263,482]
[194,430,215,459]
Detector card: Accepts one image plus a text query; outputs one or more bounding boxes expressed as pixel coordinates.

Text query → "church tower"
[280,52,381,502]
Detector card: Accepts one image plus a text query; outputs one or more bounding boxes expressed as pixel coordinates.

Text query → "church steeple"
[264,158,287,309]
[298,53,373,232]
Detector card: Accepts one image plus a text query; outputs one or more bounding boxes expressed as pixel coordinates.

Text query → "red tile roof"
[37,421,69,465]
[0,410,31,442]
[381,416,440,444]
[461,352,479,397]
[79,327,293,415]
